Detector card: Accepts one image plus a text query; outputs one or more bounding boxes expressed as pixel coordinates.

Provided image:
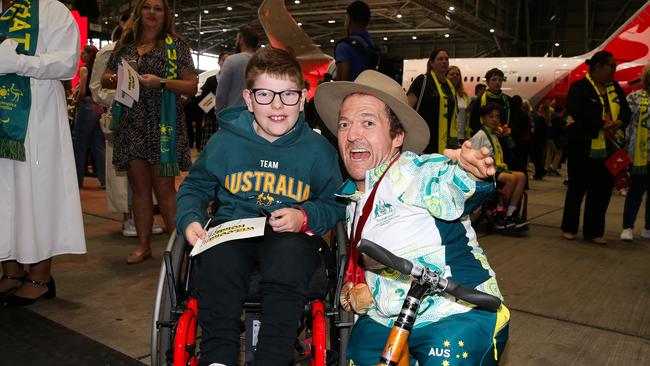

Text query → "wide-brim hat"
[314,70,430,154]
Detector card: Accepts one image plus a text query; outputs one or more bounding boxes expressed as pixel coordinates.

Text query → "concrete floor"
[14,170,650,365]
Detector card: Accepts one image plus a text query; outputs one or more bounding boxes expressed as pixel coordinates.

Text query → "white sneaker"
[620,228,634,241]
[122,218,137,237]
[641,229,650,239]
[152,221,164,235]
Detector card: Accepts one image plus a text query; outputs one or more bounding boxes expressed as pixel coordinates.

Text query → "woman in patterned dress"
[102,0,197,263]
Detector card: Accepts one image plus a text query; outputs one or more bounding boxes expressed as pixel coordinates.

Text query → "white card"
[190,217,266,257]
[198,92,216,114]
[120,59,140,102]
[114,64,134,107]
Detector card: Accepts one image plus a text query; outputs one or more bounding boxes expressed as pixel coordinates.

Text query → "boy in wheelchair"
[471,103,529,231]
[175,48,345,366]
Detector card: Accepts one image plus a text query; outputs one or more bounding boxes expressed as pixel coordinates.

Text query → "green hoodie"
[176,106,345,235]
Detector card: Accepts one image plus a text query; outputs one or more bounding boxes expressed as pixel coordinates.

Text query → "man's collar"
[336,153,400,201]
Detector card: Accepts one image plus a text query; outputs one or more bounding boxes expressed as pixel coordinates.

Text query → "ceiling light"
[328,19,336,24]
[412,35,417,40]
[294,0,300,3]
[200,31,205,35]
[174,13,178,17]
[297,22,302,26]
[383,36,388,41]
[104,21,108,24]
[554,42,560,47]
[227,6,233,11]
[203,10,209,14]
[396,13,403,19]
[222,28,227,32]
[444,33,450,38]
[445,15,451,21]
[330,39,335,43]
[489,28,495,33]
[261,44,266,48]
[449,6,455,11]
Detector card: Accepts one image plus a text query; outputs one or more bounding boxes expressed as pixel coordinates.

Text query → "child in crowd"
[175,48,345,365]
[471,103,529,230]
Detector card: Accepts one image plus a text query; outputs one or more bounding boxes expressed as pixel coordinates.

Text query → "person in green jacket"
[175,48,346,365]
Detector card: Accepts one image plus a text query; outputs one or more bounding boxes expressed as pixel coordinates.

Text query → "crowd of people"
[2,0,649,364]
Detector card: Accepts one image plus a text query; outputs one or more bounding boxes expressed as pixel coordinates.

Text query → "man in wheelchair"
[175,48,346,366]
[470,103,529,231]
[314,70,509,365]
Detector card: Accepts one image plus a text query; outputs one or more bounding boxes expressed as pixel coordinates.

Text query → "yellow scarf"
[430,71,458,153]
[585,73,621,158]
[632,90,649,175]
[482,126,508,171]
[481,90,510,125]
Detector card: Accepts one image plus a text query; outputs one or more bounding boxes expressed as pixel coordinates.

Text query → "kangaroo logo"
[255,192,275,207]
[374,200,394,218]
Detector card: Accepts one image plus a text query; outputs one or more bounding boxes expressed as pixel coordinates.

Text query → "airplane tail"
[589,1,650,64]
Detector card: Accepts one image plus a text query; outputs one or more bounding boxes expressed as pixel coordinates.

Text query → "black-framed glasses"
[249,89,302,106]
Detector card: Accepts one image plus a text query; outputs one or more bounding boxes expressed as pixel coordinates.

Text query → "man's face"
[487,74,503,92]
[243,73,306,142]
[337,94,404,191]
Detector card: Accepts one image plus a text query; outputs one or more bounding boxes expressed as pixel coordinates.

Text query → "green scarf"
[632,90,649,175]
[585,73,621,158]
[482,125,508,171]
[0,0,38,161]
[481,90,510,125]
[430,71,458,153]
[109,35,179,176]
[158,34,179,176]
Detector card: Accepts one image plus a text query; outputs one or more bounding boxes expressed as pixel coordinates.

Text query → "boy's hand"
[184,222,207,246]
[268,208,304,233]
[444,140,496,179]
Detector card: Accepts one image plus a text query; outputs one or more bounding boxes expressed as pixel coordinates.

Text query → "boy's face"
[482,110,500,129]
[487,74,503,92]
[243,73,306,142]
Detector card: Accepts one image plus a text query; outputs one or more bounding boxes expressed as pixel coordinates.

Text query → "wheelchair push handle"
[358,239,501,312]
[441,278,502,312]
[358,239,420,277]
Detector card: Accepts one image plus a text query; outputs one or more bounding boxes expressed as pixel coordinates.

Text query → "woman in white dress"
[0,0,86,307]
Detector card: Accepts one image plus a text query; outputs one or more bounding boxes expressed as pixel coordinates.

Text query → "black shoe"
[493,215,515,230]
[2,277,56,308]
[0,273,27,299]
[508,215,529,230]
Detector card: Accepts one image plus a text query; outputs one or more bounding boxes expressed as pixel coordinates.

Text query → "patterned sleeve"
[391,151,477,221]
[175,37,196,75]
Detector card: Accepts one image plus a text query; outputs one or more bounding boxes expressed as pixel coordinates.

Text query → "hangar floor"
[1,169,649,365]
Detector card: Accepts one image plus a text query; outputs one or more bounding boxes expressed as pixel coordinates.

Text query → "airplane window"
[464,76,467,81]
[518,76,521,82]
[525,76,529,82]
[477,76,480,81]
[470,76,474,81]
[533,76,537,82]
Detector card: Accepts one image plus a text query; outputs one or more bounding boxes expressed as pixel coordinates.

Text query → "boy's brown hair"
[245,48,305,89]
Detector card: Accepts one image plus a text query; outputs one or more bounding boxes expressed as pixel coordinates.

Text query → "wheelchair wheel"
[151,232,190,366]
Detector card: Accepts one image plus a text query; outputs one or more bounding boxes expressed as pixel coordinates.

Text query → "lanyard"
[345,153,401,284]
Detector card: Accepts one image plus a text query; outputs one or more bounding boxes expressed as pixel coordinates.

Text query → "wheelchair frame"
[151,222,353,366]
